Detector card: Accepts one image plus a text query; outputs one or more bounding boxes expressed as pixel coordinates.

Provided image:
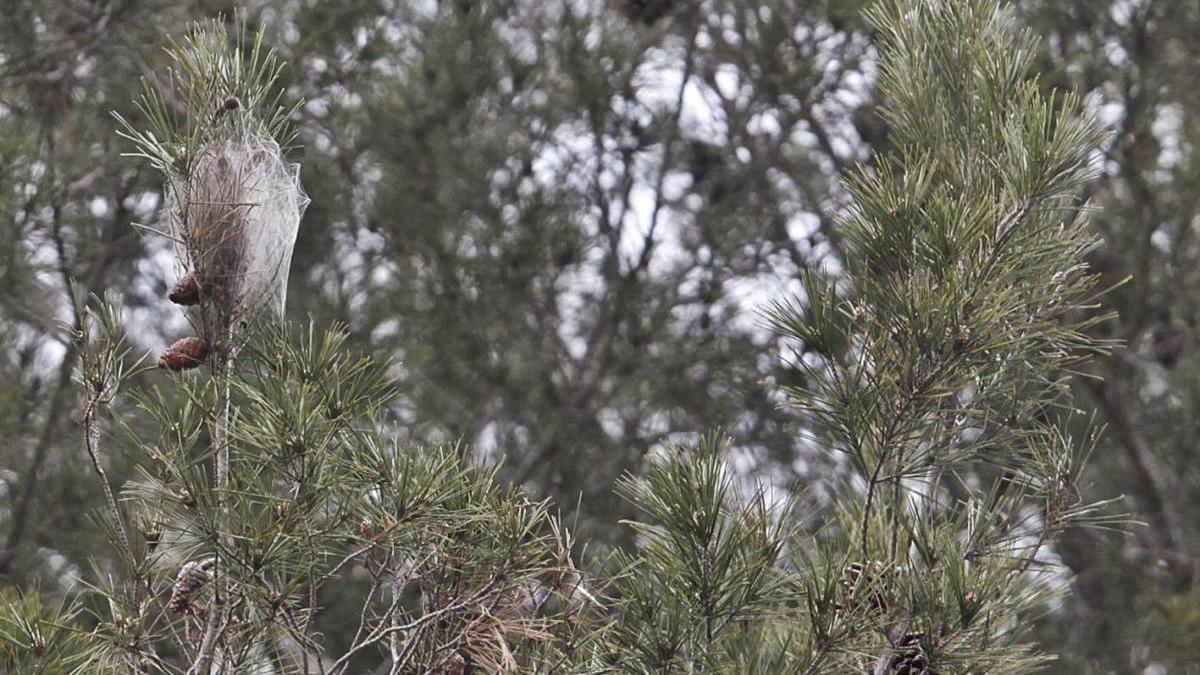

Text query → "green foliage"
[1015,0,1200,669]
[761,0,1116,670]
[113,14,299,177]
[608,434,792,671]
[1144,586,1200,668]
[0,586,86,674]
[332,0,869,546]
[0,0,1137,673]
[75,293,154,412]
[66,320,605,673]
[0,0,178,582]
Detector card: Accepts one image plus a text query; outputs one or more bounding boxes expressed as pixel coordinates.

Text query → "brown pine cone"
[839,560,890,613]
[159,337,208,371]
[890,632,938,675]
[168,273,200,305]
[168,557,216,615]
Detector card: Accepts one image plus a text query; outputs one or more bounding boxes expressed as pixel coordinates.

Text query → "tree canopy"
[1,0,1198,671]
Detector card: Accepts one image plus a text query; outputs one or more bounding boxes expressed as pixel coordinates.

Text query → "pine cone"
[1046,481,1081,528]
[889,632,938,675]
[839,560,889,613]
[168,273,200,305]
[159,337,208,371]
[841,561,867,588]
[891,654,937,675]
[168,557,216,615]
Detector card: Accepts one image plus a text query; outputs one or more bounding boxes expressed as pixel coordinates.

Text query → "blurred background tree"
[1015,1,1200,671]
[0,0,190,582]
[2,0,1199,671]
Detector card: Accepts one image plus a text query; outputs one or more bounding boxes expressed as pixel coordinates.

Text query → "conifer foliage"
[1,1,1118,673]
[764,0,1117,670]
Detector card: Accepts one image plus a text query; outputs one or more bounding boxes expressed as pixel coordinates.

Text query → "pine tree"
[0,0,1120,672]
[0,0,193,581]
[761,0,1118,669]
[328,0,874,545]
[1017,2,1200,668]
[599,0,1120,670]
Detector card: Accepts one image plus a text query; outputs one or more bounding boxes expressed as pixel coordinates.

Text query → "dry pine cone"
[889,632,938,675]
[168,557,216,615]
[159,337,208,371]
[840,560,889,613]
[168,273,200,305]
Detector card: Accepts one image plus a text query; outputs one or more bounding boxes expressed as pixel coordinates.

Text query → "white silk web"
[164,129,308,345]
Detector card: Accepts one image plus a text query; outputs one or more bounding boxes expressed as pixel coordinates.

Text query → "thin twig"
[330,575,503,674]
[81,399,132,558]
[187,344,235,675]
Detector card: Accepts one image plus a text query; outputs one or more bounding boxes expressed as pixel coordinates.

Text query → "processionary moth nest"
[159,129,308,367]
